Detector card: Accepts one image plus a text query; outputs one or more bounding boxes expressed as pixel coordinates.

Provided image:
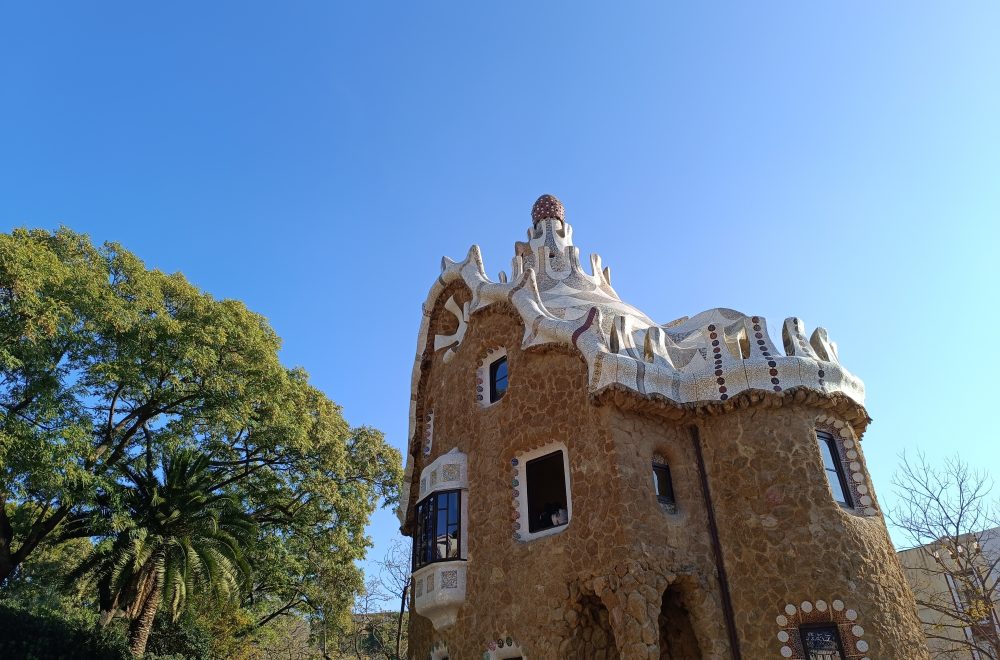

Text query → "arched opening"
[565,593,619,659]
[659,586,702,660]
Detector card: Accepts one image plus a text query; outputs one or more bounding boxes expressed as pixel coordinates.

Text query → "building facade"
[399,195,928,659]
[899,527,1000,658]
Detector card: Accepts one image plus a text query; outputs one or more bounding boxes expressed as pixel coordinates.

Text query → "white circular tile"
[852,625,865,636]
[843,440,855,449]
[815,600,828,612]
[860,495,872,506]
[785,604,797,615]
[857,484,869,494]
[850,461,862,471]
[781,646,793,658]
[846,609,858,620]
[801,601,813,613]
[833,600,844,611]
[777,631,789,642]
[846,449,858,459]
[776,614,788,626]
[852,472,865,482]
[856,640,869,652]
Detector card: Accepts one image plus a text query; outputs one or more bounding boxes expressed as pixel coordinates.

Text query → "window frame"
[525,449,570,534]
[798,623,847,659]
[489,355,509,403]
[652,462,677,512]
[412,489,463,571]
[512,442,573,542]
[816,429,854,509]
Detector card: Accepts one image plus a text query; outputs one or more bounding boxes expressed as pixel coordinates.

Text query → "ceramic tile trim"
[482,634,526,660]
[775,598,870,659]
[400,195,867,524]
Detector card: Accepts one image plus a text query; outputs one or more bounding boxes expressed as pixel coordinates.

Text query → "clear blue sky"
[2,3,998,570]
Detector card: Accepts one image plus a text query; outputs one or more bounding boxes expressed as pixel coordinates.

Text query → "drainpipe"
[690,425,742,660]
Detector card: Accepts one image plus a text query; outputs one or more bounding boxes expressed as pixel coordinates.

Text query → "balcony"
[412,560,467,629]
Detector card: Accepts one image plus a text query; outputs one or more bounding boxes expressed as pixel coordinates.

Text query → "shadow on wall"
[565,593,619,659]
[659,585,702,660]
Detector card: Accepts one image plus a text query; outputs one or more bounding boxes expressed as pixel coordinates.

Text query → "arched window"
[816,430,852,508]
[652,460,676,513]
[477,347,508,407]
[490,355,508,402]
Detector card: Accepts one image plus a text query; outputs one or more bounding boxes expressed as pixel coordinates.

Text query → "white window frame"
[513,442,572,542]
[477,347,508,408]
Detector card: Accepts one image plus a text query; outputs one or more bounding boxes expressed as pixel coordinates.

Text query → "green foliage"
[0,227,403,655]
[74,448,257,654]
[144,610,213,660]
[0,602,132,660]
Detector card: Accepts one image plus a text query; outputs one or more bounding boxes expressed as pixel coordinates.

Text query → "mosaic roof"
[400,195,865,521]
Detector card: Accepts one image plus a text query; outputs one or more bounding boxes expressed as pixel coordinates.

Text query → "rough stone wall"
[408,302,733,659]
[697,406,929,659]
[407,294,927,659]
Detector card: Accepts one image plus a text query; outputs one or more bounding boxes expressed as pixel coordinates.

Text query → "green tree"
[0,227,402,653]
[76,448,255,656]
[0,227,286,583]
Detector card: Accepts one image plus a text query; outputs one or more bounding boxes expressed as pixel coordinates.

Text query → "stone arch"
[563,592,620,659]
[658,583,702,660]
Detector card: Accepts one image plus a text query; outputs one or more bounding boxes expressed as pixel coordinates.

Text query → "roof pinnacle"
[531,194,565,224]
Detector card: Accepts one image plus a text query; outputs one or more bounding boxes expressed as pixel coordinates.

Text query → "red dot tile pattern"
[531,194,565,223]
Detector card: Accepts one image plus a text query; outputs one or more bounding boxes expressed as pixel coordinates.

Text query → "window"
[817,430,852,508]
[412,490,461,570]
[799,624,846,660]
[652,462,676,512]
[490,356,508,402]
[526,450,569,533]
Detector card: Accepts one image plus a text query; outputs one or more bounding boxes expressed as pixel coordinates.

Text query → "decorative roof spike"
[810,327,840,364]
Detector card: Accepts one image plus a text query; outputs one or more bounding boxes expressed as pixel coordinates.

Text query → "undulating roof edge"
[398,197,867,526]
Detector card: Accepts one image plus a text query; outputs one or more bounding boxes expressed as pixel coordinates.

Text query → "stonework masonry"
[401,196,928,659]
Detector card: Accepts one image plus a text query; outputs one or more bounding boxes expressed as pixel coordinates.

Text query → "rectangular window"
[800,624,846,660]
[817,430,853,508]
[412,490,461,570]
[526,450,569,533]
[490,356,508,402]
[653,463,676,510]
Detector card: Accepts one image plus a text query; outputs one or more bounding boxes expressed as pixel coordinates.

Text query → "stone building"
[398,194,928,659]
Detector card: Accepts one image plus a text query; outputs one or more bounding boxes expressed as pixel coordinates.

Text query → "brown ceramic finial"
[531,194,565,224]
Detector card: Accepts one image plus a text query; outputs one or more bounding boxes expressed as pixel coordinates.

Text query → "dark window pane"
[526,450,569,533]
[412,489,462,570]
[653,464,676,509]
[817,431,852,507]
[801,624,845,660]
[490,357,508,402]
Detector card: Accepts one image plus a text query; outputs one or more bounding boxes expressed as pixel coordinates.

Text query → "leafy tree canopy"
[0,227,401,649]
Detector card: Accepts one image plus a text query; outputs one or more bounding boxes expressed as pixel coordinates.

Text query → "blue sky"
[2,2,998,573]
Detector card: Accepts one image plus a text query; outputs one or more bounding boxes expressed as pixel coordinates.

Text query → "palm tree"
[74,448,256,656]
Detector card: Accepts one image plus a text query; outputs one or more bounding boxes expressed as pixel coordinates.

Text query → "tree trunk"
[128,565,164,657]
[0,495,15,586]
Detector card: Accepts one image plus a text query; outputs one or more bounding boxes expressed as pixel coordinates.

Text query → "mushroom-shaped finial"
[531,194,565,224]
